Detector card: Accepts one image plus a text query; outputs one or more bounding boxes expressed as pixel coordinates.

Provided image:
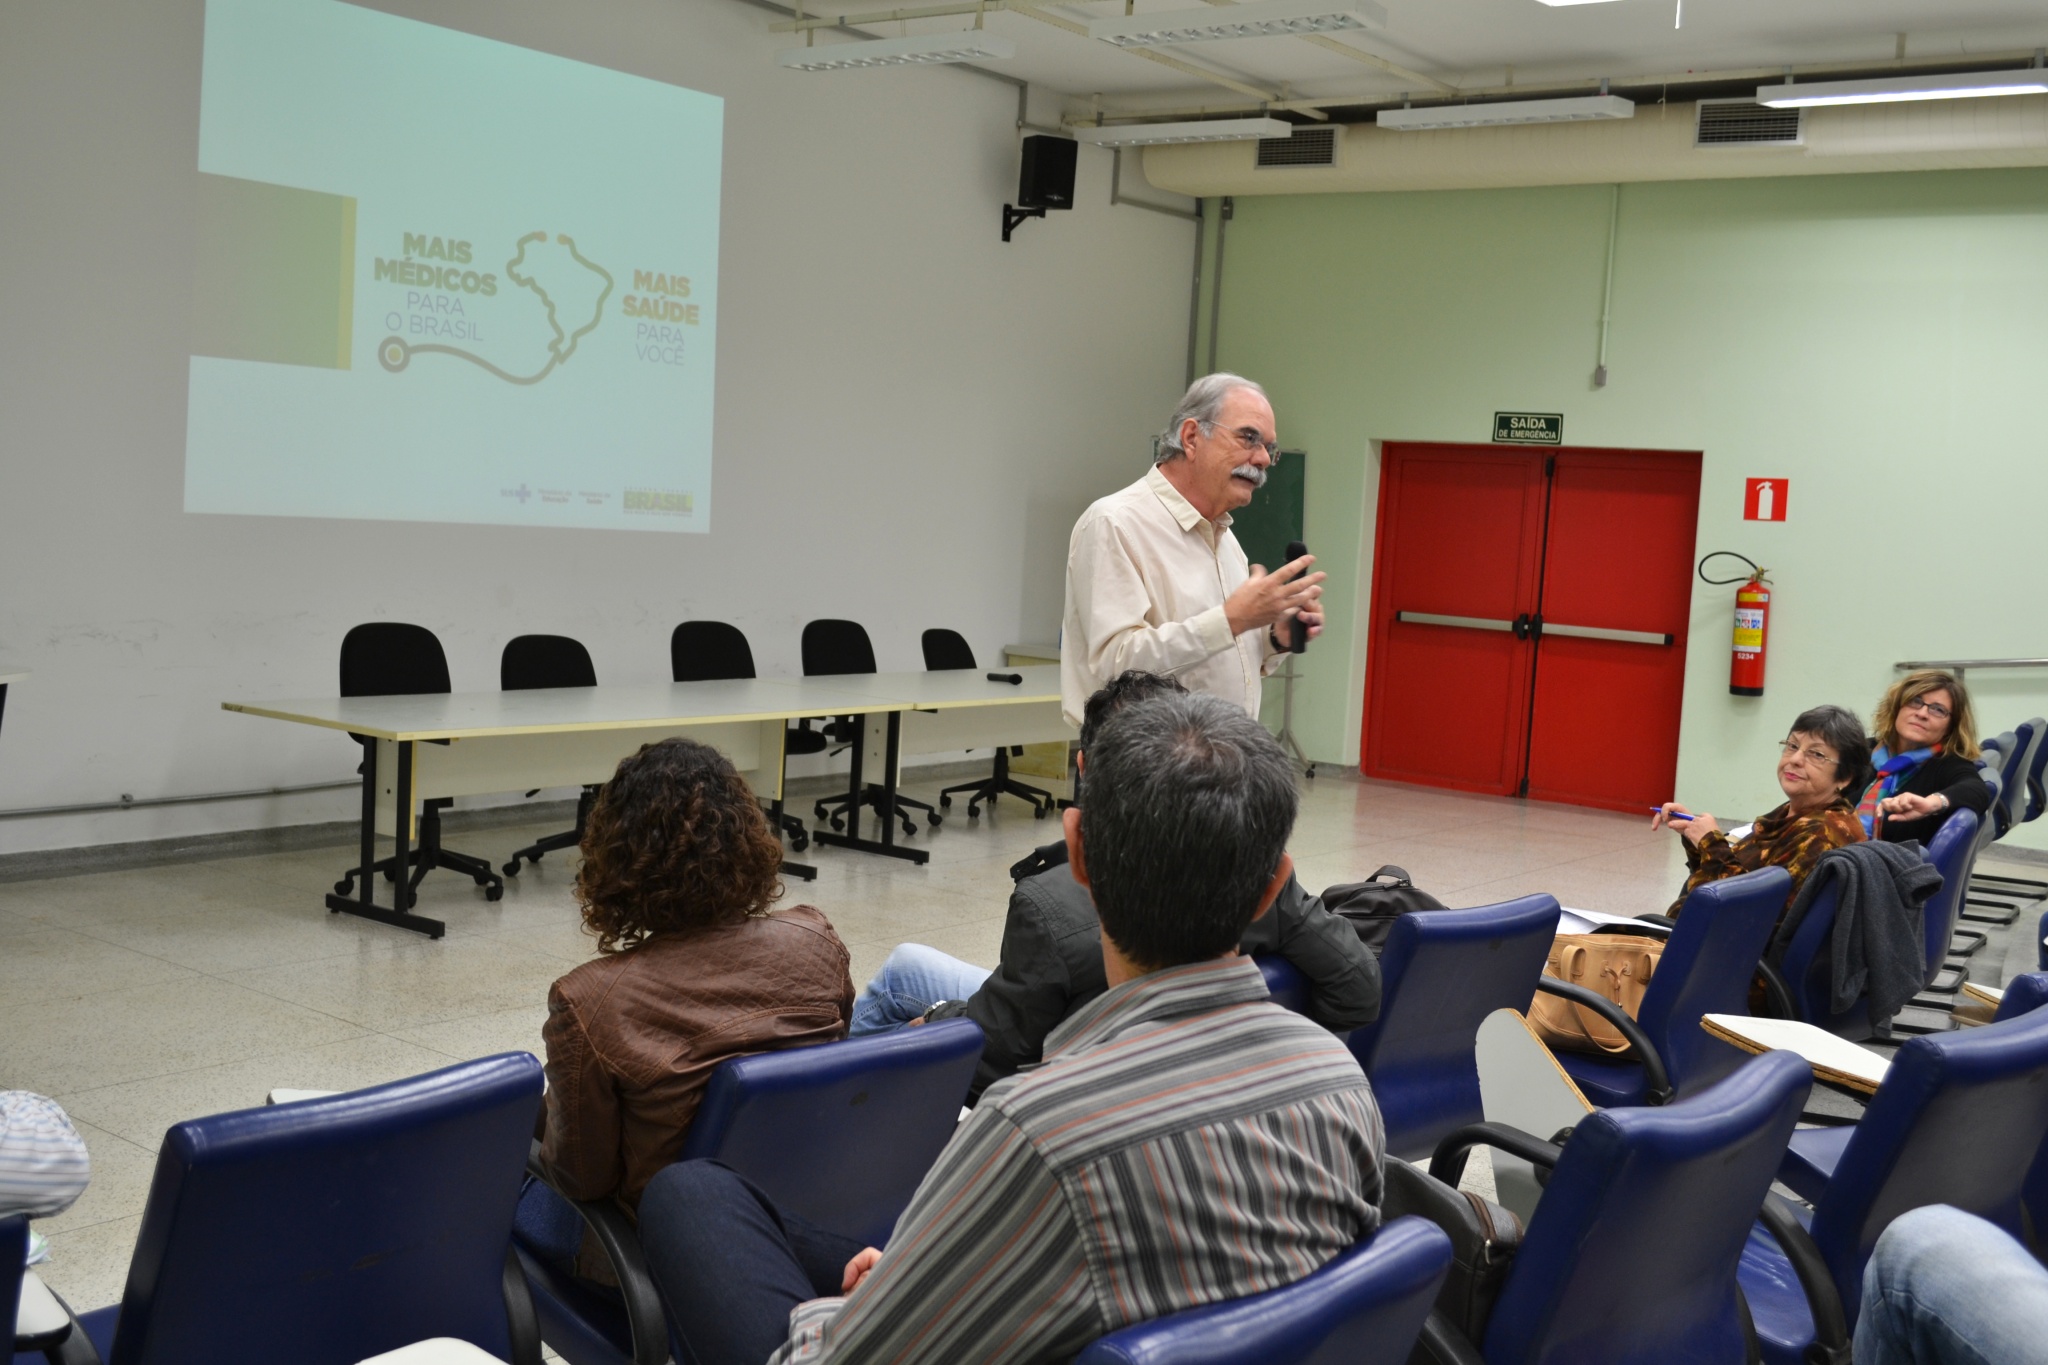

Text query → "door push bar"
[1395,611,1673,648]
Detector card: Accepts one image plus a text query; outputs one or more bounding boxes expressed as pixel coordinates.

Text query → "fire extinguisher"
[1701,552,1770,697]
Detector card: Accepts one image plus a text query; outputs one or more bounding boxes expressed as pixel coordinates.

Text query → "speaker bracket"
[1002,203,1047,243]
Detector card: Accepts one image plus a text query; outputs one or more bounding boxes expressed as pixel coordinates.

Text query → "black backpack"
[1320,866,1447,954]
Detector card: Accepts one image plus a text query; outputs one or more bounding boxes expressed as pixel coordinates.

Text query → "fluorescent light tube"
[1377,94,1634,130]
[1073,118,1295,146]
[777,30,1016,71]
[1756,69,2048,108]
[1088,0,1386,48]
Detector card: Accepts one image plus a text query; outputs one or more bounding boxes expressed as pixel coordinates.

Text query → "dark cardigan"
[1873,749,1993,844]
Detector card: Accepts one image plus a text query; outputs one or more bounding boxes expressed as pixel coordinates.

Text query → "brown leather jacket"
[534,904,852,1262]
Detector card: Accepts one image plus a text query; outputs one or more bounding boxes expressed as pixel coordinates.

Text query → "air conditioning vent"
[1695,99,1804,147]
[1257,126,1338,167]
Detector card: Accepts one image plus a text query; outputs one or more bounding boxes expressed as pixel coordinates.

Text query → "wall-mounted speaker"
[1017,135,1077,210]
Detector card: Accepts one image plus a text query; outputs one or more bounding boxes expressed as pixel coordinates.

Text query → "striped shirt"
[769,956,1385,1365]
[0,1092,90,1218]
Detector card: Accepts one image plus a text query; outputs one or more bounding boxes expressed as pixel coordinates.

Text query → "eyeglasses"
[1779,741,1838,768]
[1902,696,1952,721]
[1202,422,1280,462]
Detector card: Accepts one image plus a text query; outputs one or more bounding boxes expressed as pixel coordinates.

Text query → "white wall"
[0,0,1194,853]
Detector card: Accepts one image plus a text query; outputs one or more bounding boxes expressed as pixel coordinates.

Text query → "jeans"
[1856,1204,2048,1365]
[637,1159,868,1365]
[848,943,992,1036]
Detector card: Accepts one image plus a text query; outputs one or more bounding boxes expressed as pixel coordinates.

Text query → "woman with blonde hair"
[1861,669,1992,845]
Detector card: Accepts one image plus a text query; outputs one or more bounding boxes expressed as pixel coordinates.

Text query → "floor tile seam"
[1527,838,1689,883]
[0,922,213,980]
[46,1029,384,1106]
[172,965,395,1034]
[59,917,387,974]
[68,1118,159,1158]
[375,1025,539,1064]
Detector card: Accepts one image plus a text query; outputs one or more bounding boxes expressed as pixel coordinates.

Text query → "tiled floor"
[3,772,2037,1314]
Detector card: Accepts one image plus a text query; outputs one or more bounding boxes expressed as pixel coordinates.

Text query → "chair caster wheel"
[792,834,810,853]
[814,804,830,822]
[334,880,353,896]
[383,868,397,883]
[485,884,504,902]
[927,813,941,827]
[502,861,520,876]
[940,795,953,809]
[1033,806,1049,819]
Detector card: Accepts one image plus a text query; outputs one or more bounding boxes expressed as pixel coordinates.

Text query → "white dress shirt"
[1061,464,1281,726]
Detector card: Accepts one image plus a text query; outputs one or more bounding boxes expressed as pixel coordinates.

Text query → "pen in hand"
[1649,807,1694,822]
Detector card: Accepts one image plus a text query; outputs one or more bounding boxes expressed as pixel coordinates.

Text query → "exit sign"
[1494,412,1562,445]
[1744,478,1788,521]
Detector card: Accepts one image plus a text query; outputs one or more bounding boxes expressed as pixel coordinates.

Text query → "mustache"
[1231,464,1267,488]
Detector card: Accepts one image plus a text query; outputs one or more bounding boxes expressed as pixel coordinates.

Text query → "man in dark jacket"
[848,670,1382,1100]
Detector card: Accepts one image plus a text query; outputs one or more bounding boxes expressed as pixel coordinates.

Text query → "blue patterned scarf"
[1857,744,1939,836]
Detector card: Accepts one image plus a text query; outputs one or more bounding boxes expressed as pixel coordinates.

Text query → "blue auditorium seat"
[14,1054,545,1365]
[1072,1216,1452,1365]
[1775,810,1979,1034]
[516,1018,984,1365]
[1774,971,2048,1232]
[1738,1001,2048,1365]
[1424,1050,1811,1365]
[1550,866,1788,1107]
[1343,896,1560,1159]
[1256,955,1313,1017]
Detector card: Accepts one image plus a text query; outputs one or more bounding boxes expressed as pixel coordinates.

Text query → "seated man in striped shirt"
[638,691,1386,1365]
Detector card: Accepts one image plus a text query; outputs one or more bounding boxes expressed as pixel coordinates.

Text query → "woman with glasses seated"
[1858,670,1991,845]
[1652,704,1871,918]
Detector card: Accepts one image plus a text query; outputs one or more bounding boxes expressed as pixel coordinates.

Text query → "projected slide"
[185,0,722,532]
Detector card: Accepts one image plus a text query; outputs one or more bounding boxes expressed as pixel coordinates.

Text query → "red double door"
[1363,443,1702,813]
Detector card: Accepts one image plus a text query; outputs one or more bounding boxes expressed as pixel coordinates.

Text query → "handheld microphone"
[1283,540,1311,654]
[986,672,1023,685]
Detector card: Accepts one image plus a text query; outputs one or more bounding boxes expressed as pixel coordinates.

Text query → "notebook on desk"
[1701,1014,1890,1094]
[1558,907,1664,935]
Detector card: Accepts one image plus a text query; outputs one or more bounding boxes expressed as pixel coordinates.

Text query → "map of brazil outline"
[377,231,614,385]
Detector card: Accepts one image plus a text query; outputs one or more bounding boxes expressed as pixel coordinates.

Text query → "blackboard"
[1228,449,1306,574]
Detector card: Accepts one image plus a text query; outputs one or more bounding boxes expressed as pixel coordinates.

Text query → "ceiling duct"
[1696,99,1804,147]
[1140,95,2048,196]
[1258,127,1338,166]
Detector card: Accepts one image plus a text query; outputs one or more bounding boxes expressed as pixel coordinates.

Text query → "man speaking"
[1061,373,1325,726]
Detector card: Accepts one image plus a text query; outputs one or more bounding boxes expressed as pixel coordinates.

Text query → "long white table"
[223,667,1070,936]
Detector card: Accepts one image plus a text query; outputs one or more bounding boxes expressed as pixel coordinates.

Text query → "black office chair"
[332,622,503,906]
[500,634,600,878]
[804,618,940,839]
[923,629,1053,820]
[671,620,812,853]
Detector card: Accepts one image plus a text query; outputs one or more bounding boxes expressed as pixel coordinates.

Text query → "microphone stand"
[1273,656,1314,779]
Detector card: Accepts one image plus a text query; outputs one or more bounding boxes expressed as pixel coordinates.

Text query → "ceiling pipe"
[1069,48,2048,125]
[1141,96,2048,196]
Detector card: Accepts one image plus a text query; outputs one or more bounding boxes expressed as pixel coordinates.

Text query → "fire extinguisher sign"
[1744,478,1788,521]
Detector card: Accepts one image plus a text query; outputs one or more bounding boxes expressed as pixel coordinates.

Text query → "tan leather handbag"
[1527,933,1664,1056]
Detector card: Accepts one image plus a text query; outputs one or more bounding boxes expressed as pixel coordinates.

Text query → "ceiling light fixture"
[1755,67,2048,108]
[777,30,1016,71]
[1073,118,1296,146]
[1087,0,1387,48]
[1377,94,1634,130]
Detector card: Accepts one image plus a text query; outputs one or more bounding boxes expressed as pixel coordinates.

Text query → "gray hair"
[1787,704,1874,802]
[1079,691,1299,968]
[1153,372,1268,464]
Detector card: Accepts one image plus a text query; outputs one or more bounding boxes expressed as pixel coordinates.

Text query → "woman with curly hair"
[528,737,852,1281]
